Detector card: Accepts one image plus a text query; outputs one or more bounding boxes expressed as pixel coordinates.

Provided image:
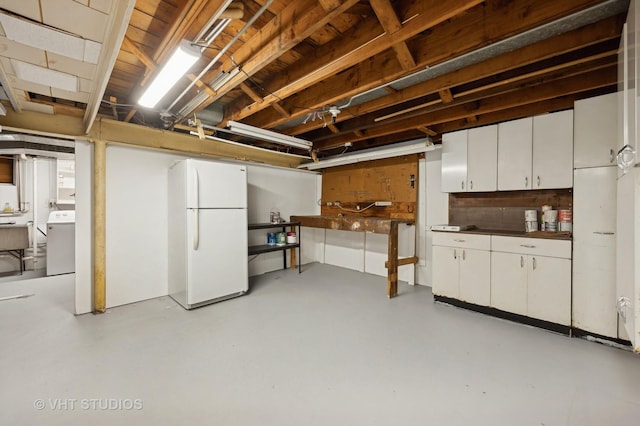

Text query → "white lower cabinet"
[527,255,571,326]
[490,252,528,316]
[432,233,490,306]
[491,236,572,326]
[432,246,459,299]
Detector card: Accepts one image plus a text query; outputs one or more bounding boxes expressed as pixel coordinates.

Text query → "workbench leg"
[387,221,399,298]
[290,225,297,270]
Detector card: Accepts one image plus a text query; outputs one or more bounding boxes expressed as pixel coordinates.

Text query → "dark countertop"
[432,228,572,241]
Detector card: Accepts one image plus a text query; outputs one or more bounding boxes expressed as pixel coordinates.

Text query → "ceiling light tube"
[227,121,313,150]
[138,40,201,108]
[299,139,439,170]
[188,131,311,159]
[211,68,240,91]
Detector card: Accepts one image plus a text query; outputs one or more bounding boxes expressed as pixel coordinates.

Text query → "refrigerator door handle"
[193,168,200,250]
[193,209,199,250]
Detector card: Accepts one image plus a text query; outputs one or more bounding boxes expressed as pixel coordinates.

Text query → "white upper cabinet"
[467,125,498,192]
[441,129,467,192]
[574,93,619,169]
[498,117,533,190]
[532,110,574,189]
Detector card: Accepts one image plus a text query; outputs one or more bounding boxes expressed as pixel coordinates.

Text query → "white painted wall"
[74,144,323,313]
[75,141,93,315]
[247,164,321,276]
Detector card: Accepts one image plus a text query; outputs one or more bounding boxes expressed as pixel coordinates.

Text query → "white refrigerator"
[168,159,248,309]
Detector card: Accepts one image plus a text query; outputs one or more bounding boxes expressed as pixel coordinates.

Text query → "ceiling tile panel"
[22,101,55,114]
[41,0,108,42]
[47,53,97,80]
[9,75,53,97]
[89,0,112,15]
[12,59,78,92]
[51,87,89,103]
[0,0,41,22]
[0,36,48,67]
[0,13,87,62]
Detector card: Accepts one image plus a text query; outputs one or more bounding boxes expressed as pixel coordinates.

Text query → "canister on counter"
[558,209,573,232]
[541,205,553,231]
[544,209,558,232]
[524,209,538,233]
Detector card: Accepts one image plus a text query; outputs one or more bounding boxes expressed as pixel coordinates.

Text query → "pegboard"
[320,154,418,220]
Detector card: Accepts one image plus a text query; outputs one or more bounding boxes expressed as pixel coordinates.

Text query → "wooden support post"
[387,221,399,298]
[93,139,107,313]
[290,225,297,269]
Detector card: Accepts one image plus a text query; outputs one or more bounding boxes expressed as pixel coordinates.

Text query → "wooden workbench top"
[290,215,414,234]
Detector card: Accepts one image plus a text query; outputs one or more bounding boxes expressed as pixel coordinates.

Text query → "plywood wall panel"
[320,154,418,220]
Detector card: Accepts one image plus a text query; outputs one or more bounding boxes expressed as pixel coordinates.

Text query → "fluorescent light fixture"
[138,40,201,108]
[227,120,313,150]
[189,131,311,159]
[299,138,439,170]
[211,67,240,91]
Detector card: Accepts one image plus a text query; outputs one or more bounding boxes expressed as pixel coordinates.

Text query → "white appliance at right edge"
[617,7,640,351]
[168,159,248,310]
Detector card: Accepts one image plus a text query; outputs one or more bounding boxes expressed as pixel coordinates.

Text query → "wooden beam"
[272,103,291,118]
[239,82,264,103]
[89,117,307,168]
[417,126,437,136]
[439,89,454,103]
[83,0,135,133]
[318,0,342,11]
[374,49,616,123]
[314,65,616,148]
[0,108,306,169]
[178,0,361,123]
[93,138,107,313]
[187,73,217,97]
[121,36,157,71]
[124,109,137,123]
[327,123,340,133]
[370,0,416,69]
[284,14,623,136]
[244,0,615,132]
[224,0,483,123]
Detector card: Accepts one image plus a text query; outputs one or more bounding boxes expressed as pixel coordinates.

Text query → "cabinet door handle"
[462,250,466,261]
[453,239,466,243]
[537,176,541,187]
[461,181,465,191]
[525,176,528,188]
[454,249,457,260]
[520,256,524,268]
[610,148,615,164]
[593,231,615,235]
[520,244,536,248]
[532,257,537,270]
[469,180,473,190]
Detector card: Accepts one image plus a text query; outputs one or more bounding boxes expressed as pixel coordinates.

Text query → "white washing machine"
[46,210,75,276]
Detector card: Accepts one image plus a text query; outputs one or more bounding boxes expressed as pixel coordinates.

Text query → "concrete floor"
[1,263,639,425]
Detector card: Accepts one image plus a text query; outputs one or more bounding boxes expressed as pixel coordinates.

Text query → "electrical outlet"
[375,201,392,206]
